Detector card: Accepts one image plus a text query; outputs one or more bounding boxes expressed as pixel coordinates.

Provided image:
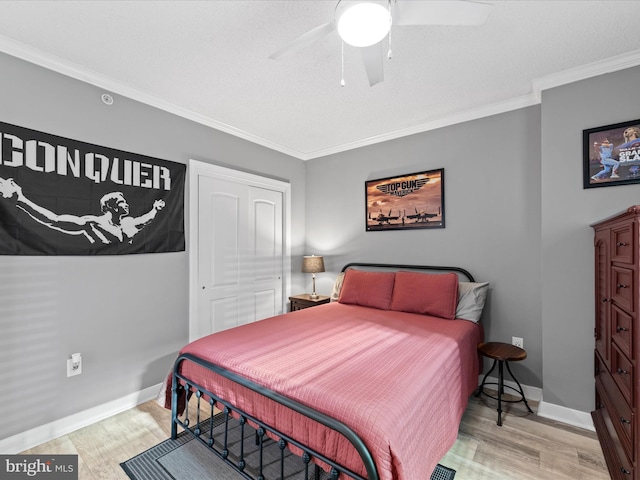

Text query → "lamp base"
[309,293,319,299]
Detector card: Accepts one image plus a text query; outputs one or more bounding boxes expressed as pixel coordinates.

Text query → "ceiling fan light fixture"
[337,2,391,47]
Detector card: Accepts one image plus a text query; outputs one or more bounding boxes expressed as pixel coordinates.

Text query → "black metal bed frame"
[339,262,475,282]
[171,353,375,480]
[170,263,475,480]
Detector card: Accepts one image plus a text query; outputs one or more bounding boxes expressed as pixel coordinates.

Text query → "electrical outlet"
[67,353,82,377]
[512,336,524,349]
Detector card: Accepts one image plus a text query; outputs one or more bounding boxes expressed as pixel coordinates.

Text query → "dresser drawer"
[612,266,635,313]
[596,350,607,379]
[593,401,635,480]
[595,351,613,391]
[612,344,635,405]
[597,374,634,462]
[612,305,634,360]
[611,222,635,264]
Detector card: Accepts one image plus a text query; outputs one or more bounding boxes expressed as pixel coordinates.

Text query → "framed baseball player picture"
[583,118,640,189]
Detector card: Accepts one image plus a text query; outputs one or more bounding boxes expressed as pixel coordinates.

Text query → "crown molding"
[533,48,640,95]
[0,34,307,160]
[304,93,540,159]
[306,48,640,160]
[2,34,640,162]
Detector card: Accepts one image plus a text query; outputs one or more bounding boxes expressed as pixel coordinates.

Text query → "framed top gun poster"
[365,168,444,231]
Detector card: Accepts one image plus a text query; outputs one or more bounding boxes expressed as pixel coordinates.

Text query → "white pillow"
[330,272,345,302]
[456,282,489,323]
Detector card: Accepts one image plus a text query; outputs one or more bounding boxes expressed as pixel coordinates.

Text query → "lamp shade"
[302,255,325,273]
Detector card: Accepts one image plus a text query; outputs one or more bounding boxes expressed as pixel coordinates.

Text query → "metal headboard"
[340,262,475,282]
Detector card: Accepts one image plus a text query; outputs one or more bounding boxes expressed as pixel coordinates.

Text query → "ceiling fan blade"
[269,22,336,60]
[360,42,384,87]
[393,1,494,26]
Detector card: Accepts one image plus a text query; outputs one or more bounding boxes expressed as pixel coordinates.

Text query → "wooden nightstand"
[289,294,330,312]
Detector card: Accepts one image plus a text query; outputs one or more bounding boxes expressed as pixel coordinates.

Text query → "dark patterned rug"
[121,414,455,480]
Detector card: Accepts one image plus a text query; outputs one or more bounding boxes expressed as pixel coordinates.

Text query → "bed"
[161,263,488,480]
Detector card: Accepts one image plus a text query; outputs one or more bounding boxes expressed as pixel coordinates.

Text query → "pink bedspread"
[163,302,482,480]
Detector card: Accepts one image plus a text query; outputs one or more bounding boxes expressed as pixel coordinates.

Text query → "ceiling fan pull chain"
[387,0,393,59]
[341,40,346,87]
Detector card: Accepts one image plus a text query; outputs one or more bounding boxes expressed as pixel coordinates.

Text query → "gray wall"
[2,46,640,445]
[305,107,543,388]
[0,52,306,441]
[305,64,640,413]
[541,65,640,411]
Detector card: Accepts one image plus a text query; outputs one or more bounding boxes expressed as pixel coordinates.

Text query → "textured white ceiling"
[0,1,639,159]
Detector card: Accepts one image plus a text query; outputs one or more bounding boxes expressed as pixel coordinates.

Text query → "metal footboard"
[171,353,379,480]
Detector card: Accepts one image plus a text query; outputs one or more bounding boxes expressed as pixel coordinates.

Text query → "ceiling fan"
[269,0,494,87]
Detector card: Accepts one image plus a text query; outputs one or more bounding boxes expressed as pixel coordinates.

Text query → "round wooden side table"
[475,341,534,426]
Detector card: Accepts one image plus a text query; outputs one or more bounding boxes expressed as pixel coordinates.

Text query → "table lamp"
[302,255,325,299]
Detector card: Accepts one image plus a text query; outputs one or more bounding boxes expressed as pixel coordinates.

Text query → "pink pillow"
[390,271,459,319]
[338,270,396,310]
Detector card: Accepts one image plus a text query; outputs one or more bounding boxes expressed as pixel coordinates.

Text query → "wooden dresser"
[592,206,640,479]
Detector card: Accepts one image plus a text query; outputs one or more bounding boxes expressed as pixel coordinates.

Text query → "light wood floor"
[21,391,609,480]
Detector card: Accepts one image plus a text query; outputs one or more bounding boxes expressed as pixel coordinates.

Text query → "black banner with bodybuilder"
[0,121,185,255]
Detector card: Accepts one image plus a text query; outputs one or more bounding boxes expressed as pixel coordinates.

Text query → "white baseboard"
[0,382,162,454]
[537,401,595,431]
[0,378,596,455]
[478,375,594,431]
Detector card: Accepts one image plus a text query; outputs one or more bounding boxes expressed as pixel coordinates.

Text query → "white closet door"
[193,164,285,339]
[248,186,283,325]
